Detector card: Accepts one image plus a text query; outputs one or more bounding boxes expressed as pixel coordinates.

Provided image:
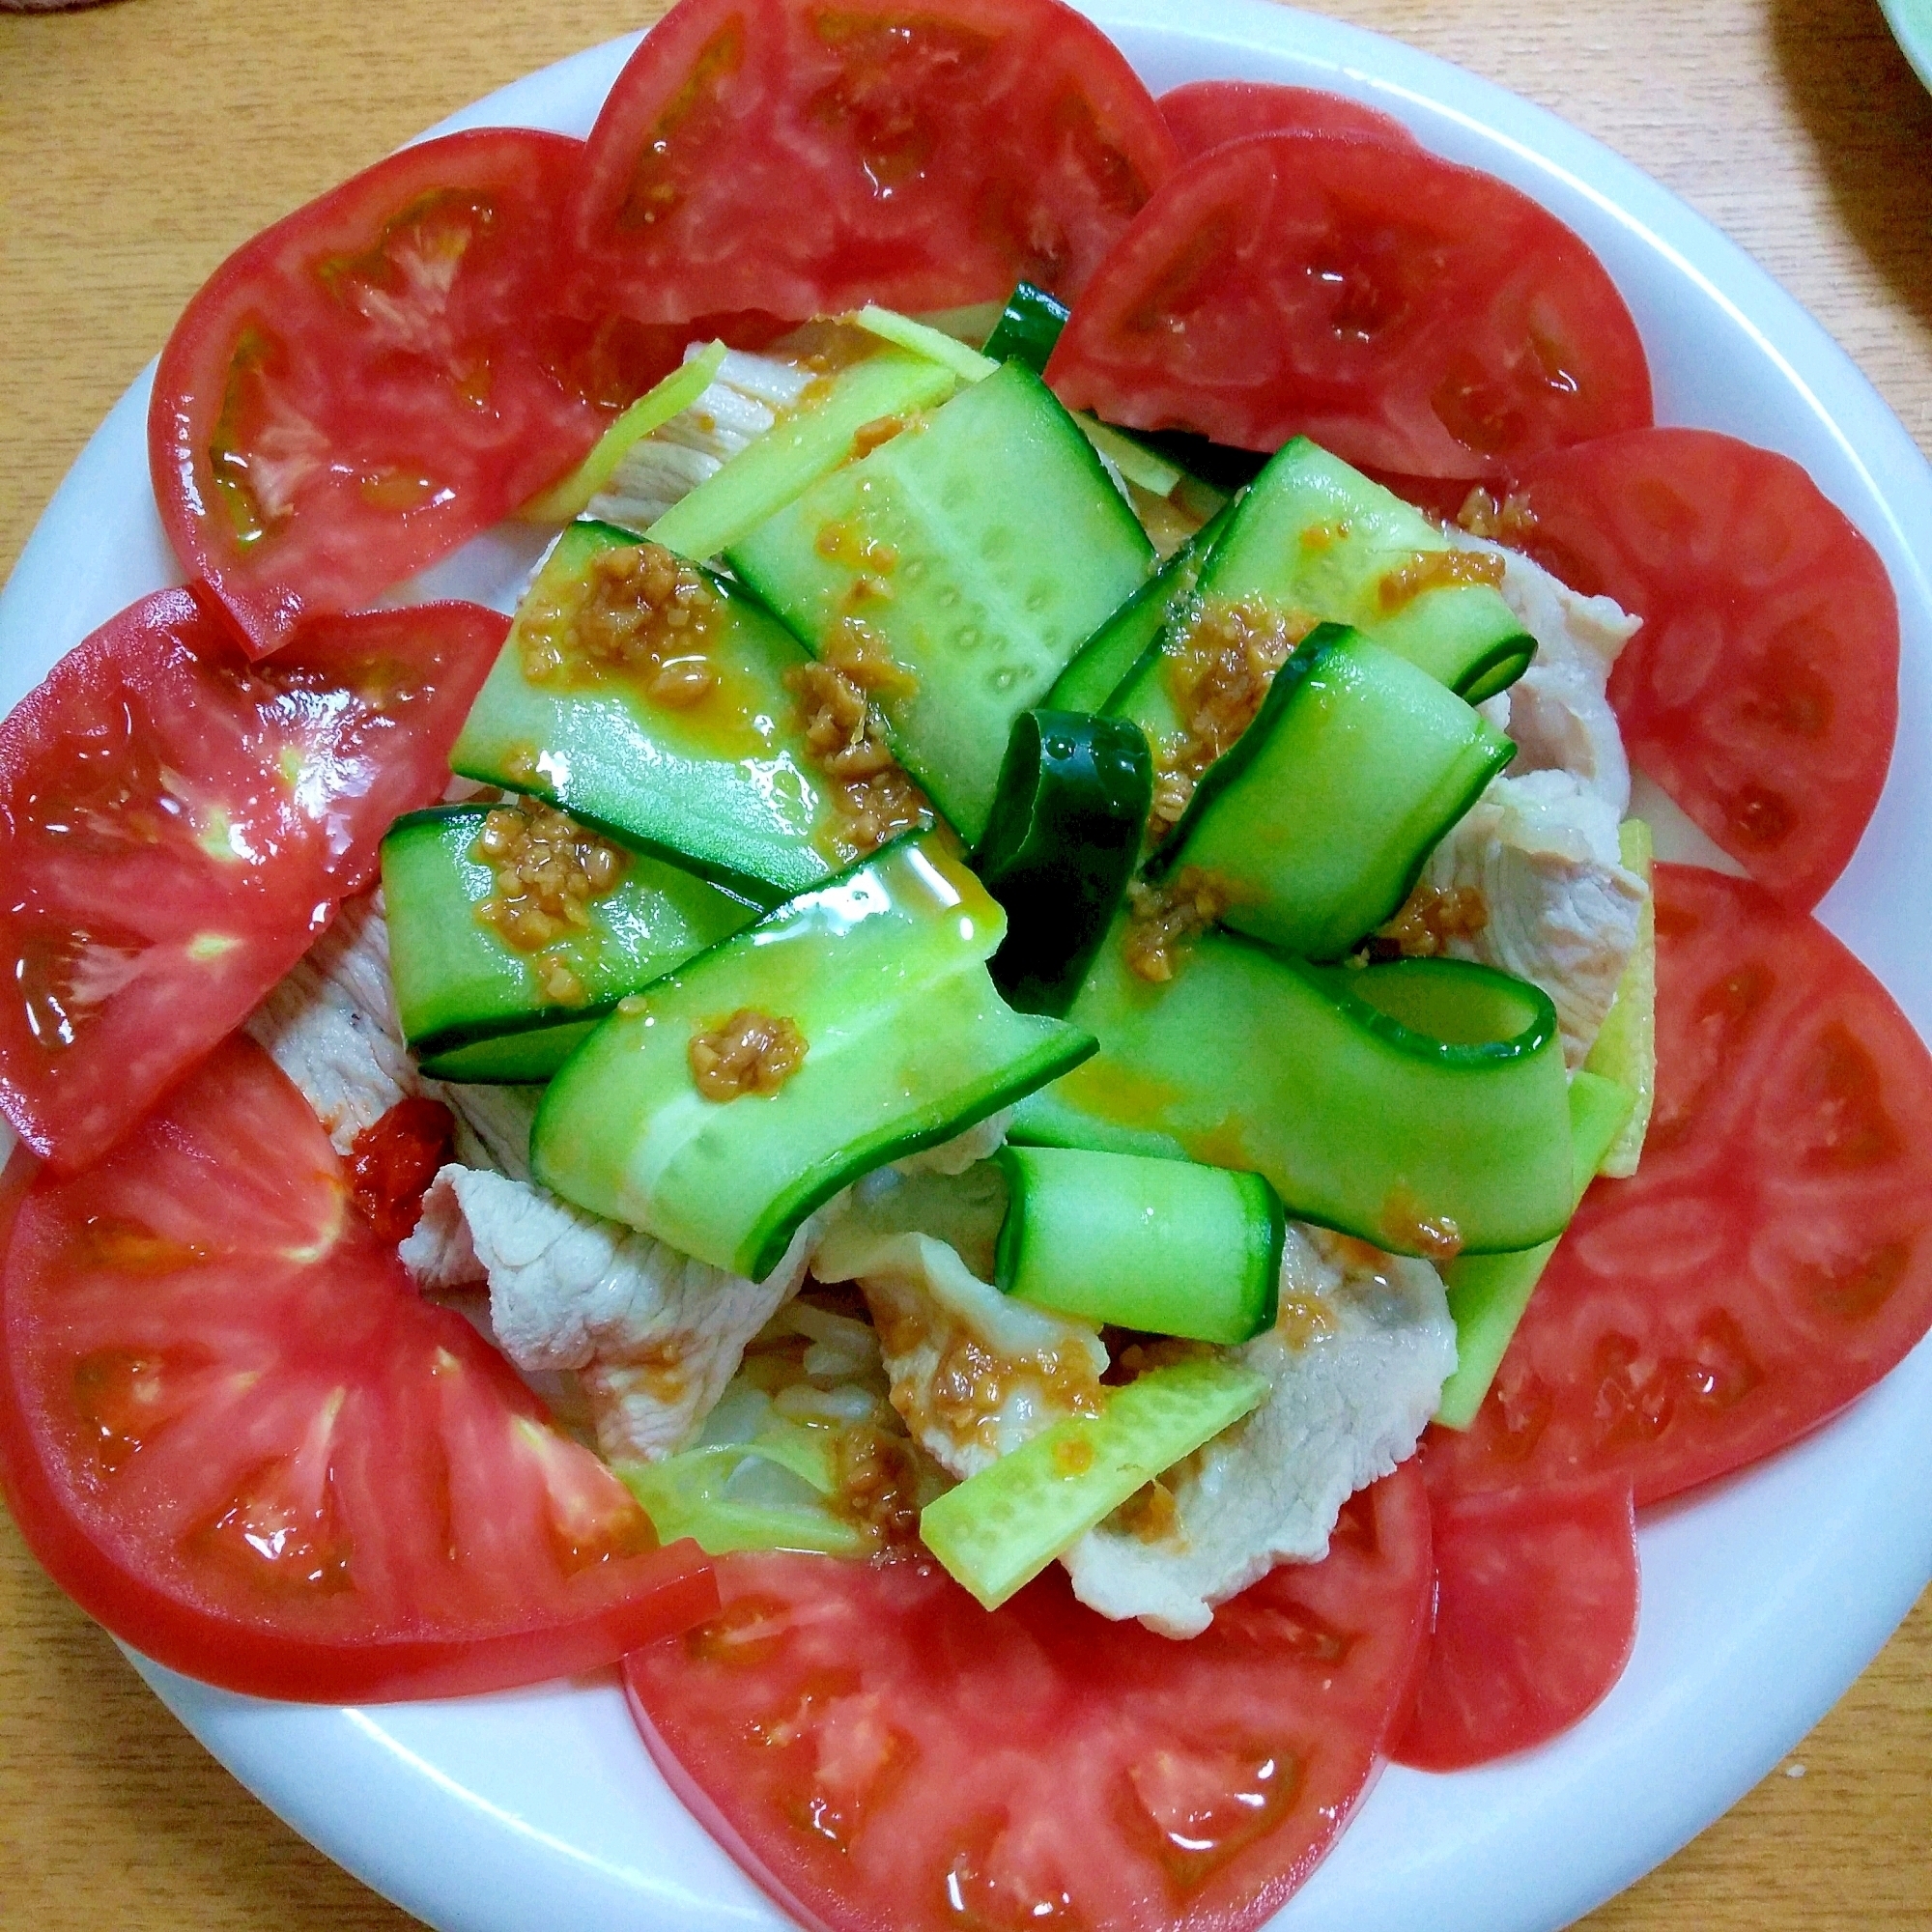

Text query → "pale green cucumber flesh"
[1435,1068,1636,1428]
[1199,438,1534,698]
[522,342,727,524]
[619,1445,871,1559]
[530,837,1095,1281]
[449,522,851,904]
[1584,818,1657,1177]
[1160,626,1515,959]
[995,1145,1283,1345]
[727,360,1153,848]
[1048,499,1233,716]
[1009,925,1574,1257]
[646,348,959,562]
[919,1356,1268,1609]
[382,803,757,1068]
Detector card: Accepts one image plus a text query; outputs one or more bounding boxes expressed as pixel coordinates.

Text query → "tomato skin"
[1396,1476,1639,1771]
[151,128,611,656]
[625,1466,1433,1932]
[1507,428,1899,910]
[1158,79,1417,156]
[1046,130,1652,476]
[1428,866,1932,1508]
[0,587,505,1174]
[0,1038,719,1701]
[573,0,1178,325]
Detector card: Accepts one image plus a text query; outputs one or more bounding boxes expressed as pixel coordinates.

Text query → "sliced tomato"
[1158,79,1417,156]
[1428,866,1932,1507]
[572,0,1178,325]
[1395,1477,1638,1771]
[0,1036,716,1700]
[0,588,505,1173]
[1045,131,1652,476]
[1507,428,1899,910]
[152,128,614,655]
[625,1467,1432,1932]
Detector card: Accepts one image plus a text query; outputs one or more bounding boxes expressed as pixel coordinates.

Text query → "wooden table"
[2,0,1930,1925]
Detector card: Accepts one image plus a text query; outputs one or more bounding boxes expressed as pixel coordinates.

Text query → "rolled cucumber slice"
[727,360,1154,848]
[381,803,757,1082]
[646,345,960,563]
[450,521,863,904]
[976,710,1151,1016]
[531,836,1096,1281]
[919,1355,1269,1610]
[1195,438,1535,701]
[1435,1068,1636,1428]
[1158,624,1515,959]
[1010,922,1575,1258]
[1047,498,1235,716]
[995,1145,1284,1345]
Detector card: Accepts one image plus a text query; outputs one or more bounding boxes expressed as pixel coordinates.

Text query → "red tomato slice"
[1428,865,1932,1508]
[1158,79,1417,156]
[152,128,613,655]
[625,1467,1432,1932]
[1507,428,1899,910]
[0,587,505,1173]
[572,0,1178,325]
[0,1035,717,1700]
[1045,131,1652,476]
[1395,1477,1638,1771]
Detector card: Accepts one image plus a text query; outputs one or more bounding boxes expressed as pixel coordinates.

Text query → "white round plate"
[1880,0,1932,94]
[4,4,1931,1929]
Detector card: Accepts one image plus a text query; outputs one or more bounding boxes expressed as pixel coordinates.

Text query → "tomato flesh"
[573,0,1178,324]
[152,128,617,655]
[1396,1476,1638,1771]
[1508,428,1899,910]
[349,1096,458,1242]
[1157,79,1417,156]
[1427,865,1932,1506]
[0,1036,717,1701]
[1046,130,1652,476]
[625,1465,1432,1932]
[0,588,504,1174]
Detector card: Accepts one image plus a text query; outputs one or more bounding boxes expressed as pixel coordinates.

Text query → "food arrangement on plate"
[2,0,1928,1927]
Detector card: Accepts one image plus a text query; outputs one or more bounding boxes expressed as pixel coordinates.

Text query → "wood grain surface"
[2,1,1930,1927]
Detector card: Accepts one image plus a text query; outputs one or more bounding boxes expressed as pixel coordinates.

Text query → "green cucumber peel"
[1186,437,1535,700]
[449,522,853,906]
[1011,927,1575,1256]
[993,1145,1284,1345]
[518,343,728,525]
[976,710,1152,1015]
[530,835,1096,1281]
[980,281,1071,374]
[727,360,1153,848]
[1047,497,1237,716]
[1435,1067,1636,1429]
[382,801,758,1072]
[1153,624,1517,959]
[918,1356,1269,1609]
